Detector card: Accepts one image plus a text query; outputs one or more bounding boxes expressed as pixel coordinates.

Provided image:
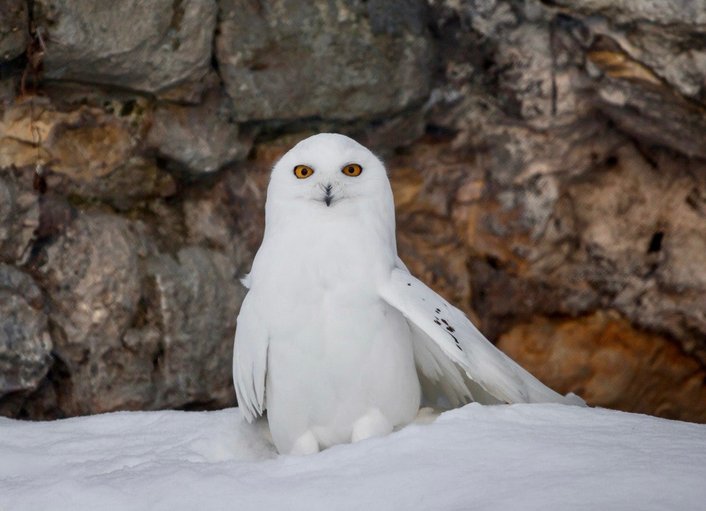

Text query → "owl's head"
[266,133,393,216]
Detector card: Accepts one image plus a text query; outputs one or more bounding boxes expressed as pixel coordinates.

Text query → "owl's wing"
[233,291,269,422]
[380,267,585,406]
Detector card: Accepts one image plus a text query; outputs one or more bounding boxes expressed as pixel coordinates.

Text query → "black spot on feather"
[448,332,462,351]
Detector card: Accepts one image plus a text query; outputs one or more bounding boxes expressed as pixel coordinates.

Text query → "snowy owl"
[233,133,584,455]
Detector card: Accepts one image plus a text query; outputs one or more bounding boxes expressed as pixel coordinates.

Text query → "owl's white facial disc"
[266,133,393,217]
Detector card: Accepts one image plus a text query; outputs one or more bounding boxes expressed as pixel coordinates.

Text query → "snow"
[2,404,706,511]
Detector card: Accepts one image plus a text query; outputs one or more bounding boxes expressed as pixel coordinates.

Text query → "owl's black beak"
[323,183,333,207]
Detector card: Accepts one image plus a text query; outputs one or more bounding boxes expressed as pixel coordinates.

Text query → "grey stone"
[0,0,28,62]
[0,170,39,264]
[30,203,248,413]
[38,212,143,414]
[146,90,252,175]
[353,106,427,154]
[0,264,52,395]
[146,246,244,408]
[552,0,706,102]
[579,25,706,157]
[494,24,557,128]
[216,0,433,121]
[34,0,218,101]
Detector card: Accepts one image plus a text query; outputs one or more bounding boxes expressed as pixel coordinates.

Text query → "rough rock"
[0,98,176,208]
[33,0,218,101]
[460,138,706,346]
[0,168,39,264]
[538,0,706,157]
[498,311,706,423]
[388,136,706,422]
[0,264,52,396]
[35,212,143,414]
[13,196,251,416]
[146,90,252,175]
[0,0,28,62]
[216,0,432,121]
[552,0,706,101]
[143,247,244,408]
[585,37,706,159]
[561,144,706,351]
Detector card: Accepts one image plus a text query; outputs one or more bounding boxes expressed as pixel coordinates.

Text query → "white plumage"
[233,133,584,455]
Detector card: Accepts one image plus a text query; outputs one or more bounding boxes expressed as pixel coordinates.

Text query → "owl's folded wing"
[233,291,269,422]
[379,267,585,407]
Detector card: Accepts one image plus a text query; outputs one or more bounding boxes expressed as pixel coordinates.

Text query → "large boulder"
[539,0,706,158]
[143,247,244,408]
[26,200,249,414]
[33,0,218,101]
[36,212,143,414]
[552,0,706,101]
[216,0,433,121]
[146,90,253,175]
[0,98,176,209]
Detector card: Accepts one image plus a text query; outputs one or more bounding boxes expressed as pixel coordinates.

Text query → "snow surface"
[2,403,706,511]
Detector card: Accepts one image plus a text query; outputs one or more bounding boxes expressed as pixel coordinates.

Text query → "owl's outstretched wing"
[233,291,269,423]
[380,267,585,407]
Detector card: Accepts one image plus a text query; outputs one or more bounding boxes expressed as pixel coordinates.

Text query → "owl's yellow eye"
[294,165,315,179]
[341,163,363,177]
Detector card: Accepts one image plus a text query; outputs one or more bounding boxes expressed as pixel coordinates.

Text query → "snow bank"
[2,404,705,510]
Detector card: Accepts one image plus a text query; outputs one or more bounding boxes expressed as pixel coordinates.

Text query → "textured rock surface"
[553,0,706,101]
[36,212,143,414]
[144,247,244,408]
[146,90,253,174]
[0,0,28,62]
[216,0,432,120]
[0,0,705,422]
[498,311,706,422]
[1,98,177,208]
[33,0,217,101]
[0,264,52,395]
[0,169,38,263]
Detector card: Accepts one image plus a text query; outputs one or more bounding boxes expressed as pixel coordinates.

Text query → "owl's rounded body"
[247,203,420,454]
[233,133,583,456]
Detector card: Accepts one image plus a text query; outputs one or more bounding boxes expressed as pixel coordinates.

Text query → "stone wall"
[1,0,705,422]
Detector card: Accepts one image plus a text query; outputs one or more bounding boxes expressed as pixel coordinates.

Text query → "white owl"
[234,133,584,455]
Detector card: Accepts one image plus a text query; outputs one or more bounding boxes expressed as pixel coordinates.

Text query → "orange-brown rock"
[0,98,175,208]
[498,312,706,422]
